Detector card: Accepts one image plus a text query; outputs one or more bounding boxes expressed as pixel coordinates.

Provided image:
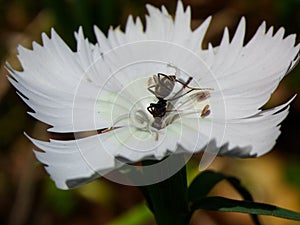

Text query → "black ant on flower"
[147,73,211,119]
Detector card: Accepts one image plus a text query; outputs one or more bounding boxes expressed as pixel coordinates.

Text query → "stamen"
[98,127,120,134]
[130,110,150,129]
[193,91,210,102]
[155,132,159,141]
[100,127,113,133]
[175,90,209,110]
[151,117,165,130]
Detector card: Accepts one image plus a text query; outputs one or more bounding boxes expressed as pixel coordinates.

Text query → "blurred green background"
[0,0,300,225]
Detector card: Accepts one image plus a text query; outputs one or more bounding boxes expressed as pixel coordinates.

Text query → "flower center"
[102,74,211,136]
[145,73,211,130]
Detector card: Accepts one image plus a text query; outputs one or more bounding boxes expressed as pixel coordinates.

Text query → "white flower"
[7,1,299,189]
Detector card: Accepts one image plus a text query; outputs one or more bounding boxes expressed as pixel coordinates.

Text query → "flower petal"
[216,96,295,157]
[26,133,117,189]
[202,18,299,119]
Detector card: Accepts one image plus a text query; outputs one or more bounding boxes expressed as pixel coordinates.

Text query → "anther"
[201,104,210,118]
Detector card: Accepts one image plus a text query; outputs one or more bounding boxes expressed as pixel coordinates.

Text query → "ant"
[147,73,210,118]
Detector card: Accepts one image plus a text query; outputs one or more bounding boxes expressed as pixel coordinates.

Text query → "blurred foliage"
[43,0,147,48]
[44,180,78,217]
[275,0,300,89]
[275,0,300,34]
[0,0,300,225]
[0,91,28,147]
[106,203,153,225]
[284,160,300,191]
[77,179,115,206]
[42,0,122,48]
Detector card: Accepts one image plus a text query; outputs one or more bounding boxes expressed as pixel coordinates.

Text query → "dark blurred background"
[0,0,300,225]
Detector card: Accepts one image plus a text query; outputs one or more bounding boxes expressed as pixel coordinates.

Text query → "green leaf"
[191,196,300,221]
[188,170,248,201]
[188,170,261,224]
[188,170,224,201]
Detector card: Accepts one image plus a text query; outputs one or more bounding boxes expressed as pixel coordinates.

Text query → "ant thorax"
[147,73,212,130]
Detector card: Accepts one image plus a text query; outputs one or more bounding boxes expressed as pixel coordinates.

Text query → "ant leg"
[167,63,182,78]
[181,81,213,91]
[147,105,153,114]
[175,76,213,91]
[147,75,160,96]
[157,73,176,82]
[175,77,193,88]
[147,84,156,96]
[171,77,193,99]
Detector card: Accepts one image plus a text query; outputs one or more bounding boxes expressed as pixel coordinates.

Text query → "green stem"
[138,156,191,225]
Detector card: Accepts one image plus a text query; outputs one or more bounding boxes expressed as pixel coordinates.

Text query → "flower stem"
[139,156,190,225]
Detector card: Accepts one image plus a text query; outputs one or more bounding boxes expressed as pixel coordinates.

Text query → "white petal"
[93,25,112,53]
[145,3,173,40]
[173,119,210,152]
[174,1,191,37]
[193,16,212,50]
[26,133,117,189]
[217,97,295,157]
[125,15,145,42]
[75,27,95,75]
[203,20,299,119]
